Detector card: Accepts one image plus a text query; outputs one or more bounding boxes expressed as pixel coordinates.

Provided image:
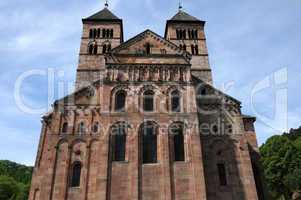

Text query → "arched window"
[110,29,114,38]
[78,122,85,135]
[102,44,107,54]
[170,123,185,161]
[107,44,111,52]
[141,122,157,163]
[93,29,97,39]
[194,30,198,39]
[115,90,126,112]
[70,161,81,187]
[106,29,110,38]
[146,43,151,55]
[102,29,106,38]
[111,123,127,161]
[183,44,187,51]
[217,163,227,186]
[195,45,199,55]
[182,29,186,39]
[62,122,68,134]
[176,30,180,39]
[143,90,154,112]
[191,45,195,55]
[89,29,93,38]
[93,45,98,54]
[97,28,101,38]
[92,122,99,133]
[88,44,94,55]
[171,90,181,112]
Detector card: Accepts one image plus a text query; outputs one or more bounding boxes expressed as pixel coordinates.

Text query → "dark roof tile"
[84,8,120,21]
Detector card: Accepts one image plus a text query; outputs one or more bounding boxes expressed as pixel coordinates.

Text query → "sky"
[0,0,300,166]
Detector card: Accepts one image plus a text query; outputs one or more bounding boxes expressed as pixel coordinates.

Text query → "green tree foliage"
[260,127,301,200]
[0,161,32,200]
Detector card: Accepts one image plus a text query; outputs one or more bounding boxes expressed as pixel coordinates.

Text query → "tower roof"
[168,10,204,23]
[83,7,121,22]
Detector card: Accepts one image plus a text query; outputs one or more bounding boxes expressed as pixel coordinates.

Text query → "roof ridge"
[83,7,121,21]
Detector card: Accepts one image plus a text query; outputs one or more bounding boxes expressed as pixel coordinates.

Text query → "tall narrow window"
[143,90,154,112]
[107,44,112,52]
[171,90,181,112]
[97,28,101,38]
[183,44,187,51]
[217,163,227,186]
[195,45,199,55]
[78,122,85,135]
[115,90,126,112]
[176,30,180,39]
[70,162,81,187]
[106,29,110,38]
[111,123,126,161]
[62,122,68,134]
[88,44,93,55]
[170,124,185,161]
[93,29,97,39]
[146,43,151,55]
[194,30,198,39]
[102,44,107,54]
[93,45,98,54]
[142,122,157,163]
[191,45,195,55]
[182,30,186,39]
[89,29,93,38]
[102,29,106,38]
[110,29,114,38]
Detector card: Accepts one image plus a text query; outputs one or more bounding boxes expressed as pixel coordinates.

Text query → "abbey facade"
[29,5,266,200]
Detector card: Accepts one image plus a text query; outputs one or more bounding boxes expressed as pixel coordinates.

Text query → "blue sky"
[0,0,300,166]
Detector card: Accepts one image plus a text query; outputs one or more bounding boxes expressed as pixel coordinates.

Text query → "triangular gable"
[110,29,191,61]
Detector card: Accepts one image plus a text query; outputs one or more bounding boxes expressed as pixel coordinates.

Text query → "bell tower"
[76,3,124,88]
[165,8,213,84]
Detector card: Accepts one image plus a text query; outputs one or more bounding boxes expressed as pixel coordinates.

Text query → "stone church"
[29,3,266,200]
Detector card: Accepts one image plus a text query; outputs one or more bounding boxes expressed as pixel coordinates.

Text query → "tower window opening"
[102,29,106,38]
[217,163,228,186]
[89,29,93,38]
[70,162,81,187]
[110,29,114,38]
[102,44,107,54]
[191,45,195,55]
[97,28,101,38]
[183,44,187,51]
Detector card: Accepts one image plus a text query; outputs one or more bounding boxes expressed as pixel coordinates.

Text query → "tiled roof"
[84,8,120,21]
[169,10,201,22]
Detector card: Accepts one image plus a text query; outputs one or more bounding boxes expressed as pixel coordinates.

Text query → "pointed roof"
[83,7,121,22]
[170,10,200,21]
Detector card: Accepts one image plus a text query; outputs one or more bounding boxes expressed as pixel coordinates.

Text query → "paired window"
[171,90,181,112]
[70,161,81,187]
[89,28,113,39]
[170,123,185,161]
[141,122,157,163]
[176,29,186,39]
[191,45,199,55]
[143,90,154,112]
[188,29,198,39]
[115,90,126,112]
[111,123,127,161]
[217,163,227,186]
[102,29,114,38]
[102,44,111,54]
[88,43,98,55]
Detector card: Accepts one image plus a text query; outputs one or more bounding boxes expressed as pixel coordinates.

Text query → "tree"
[260,127,301,199]
[0,176,19,200]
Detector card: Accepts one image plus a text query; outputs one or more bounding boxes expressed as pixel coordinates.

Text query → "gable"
[111,29,190,58]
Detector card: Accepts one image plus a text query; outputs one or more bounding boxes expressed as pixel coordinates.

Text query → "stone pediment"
[109,29,191,64]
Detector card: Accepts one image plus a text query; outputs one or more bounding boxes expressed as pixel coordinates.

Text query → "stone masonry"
[29,5,266,200]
